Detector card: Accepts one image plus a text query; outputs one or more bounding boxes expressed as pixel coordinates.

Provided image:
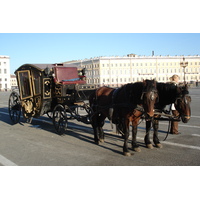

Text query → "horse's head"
[174,84,191,123]
[141,79,158,119]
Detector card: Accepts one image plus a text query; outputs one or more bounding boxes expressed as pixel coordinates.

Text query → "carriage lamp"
[180,57,188,84]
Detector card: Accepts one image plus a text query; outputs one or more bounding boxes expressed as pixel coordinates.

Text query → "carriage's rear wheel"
[8,91,21,124]
[46,111,53,119]
[52,104,67,135]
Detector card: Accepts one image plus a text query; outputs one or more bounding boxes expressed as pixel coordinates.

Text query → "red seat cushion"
[54,67,86,84]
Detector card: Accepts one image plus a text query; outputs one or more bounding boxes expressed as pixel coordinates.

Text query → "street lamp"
[180,57,188,84]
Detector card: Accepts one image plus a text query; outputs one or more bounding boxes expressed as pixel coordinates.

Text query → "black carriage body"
[14,63,95,119]
[15,64,54,118]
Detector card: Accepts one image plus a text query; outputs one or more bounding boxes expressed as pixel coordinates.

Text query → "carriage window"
[18,71,32,99]
[32,70,41,95]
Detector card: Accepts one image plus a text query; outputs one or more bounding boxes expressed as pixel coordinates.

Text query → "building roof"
[0,55,10,59]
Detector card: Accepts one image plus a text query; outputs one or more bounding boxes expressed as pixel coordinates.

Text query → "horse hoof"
[99,139,104,143]
[133,147,141,152]
[146,144,154,149]
[155,143,163,148]
[123,152,133,156]
[95,140,100,145]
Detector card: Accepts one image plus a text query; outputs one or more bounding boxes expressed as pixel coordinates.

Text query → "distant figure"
[196,80,199,87]
[170,74,180,134]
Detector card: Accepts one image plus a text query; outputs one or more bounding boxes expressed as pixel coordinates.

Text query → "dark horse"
[89,80,158,156]
[131,83,191,152]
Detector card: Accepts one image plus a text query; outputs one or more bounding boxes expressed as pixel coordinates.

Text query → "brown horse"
[89,80,158,156]
[131,83,191,152]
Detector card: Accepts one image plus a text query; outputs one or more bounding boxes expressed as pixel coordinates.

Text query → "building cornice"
[64,55,200,63]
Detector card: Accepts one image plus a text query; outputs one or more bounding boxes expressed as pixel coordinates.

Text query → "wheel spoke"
[8,91,21,124]
[52,104,67,135]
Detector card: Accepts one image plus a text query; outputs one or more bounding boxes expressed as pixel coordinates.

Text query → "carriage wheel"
[84,103,93,123]
[46,111,53,119]
[8,91,21,124]
[52,104,67,135]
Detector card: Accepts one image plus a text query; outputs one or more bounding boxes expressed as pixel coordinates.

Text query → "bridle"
[140,88,158,102]
[174,93,191,119]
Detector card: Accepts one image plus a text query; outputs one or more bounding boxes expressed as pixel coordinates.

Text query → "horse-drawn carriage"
[8,63,96,134]
[8,63,192,156]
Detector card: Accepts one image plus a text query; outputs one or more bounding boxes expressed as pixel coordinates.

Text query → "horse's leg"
[90,111,102,145]
[153,119,163,148]
[131,118,141,152]
[98,114,106,143]
[144,120,154,149]
[123,119,132,156]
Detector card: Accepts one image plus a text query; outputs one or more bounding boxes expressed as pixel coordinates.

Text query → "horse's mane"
[120,82,146,104]
[156,82,178,107]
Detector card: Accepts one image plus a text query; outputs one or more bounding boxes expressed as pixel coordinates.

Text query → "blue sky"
[1,33,200,74]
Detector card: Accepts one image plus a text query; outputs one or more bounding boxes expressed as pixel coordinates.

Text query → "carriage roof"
[14,63,78,73]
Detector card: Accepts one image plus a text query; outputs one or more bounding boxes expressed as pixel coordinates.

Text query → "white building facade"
[0,55,11,91]
[10,74,18,90]
[64,54,200,87]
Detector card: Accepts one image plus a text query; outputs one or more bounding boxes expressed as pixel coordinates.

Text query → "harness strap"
[108,88,120,121]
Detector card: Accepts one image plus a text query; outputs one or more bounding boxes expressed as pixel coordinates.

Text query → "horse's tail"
[89,89,98,110]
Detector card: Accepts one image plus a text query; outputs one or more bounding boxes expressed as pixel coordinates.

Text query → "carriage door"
[17,70,33,100]
[17,70,34,118]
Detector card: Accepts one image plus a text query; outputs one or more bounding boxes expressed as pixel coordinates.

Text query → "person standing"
[170,74,180,134]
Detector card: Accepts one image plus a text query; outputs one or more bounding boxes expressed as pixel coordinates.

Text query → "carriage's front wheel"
[8,91,21,124]
[52,104,67,135]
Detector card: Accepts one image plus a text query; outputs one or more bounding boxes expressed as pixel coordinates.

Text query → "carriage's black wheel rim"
[46,111,53,119]
[8,92,21,124]
[53,105,67,134]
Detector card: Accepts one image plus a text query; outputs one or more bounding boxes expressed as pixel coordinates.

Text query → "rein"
[154,110,180,141]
